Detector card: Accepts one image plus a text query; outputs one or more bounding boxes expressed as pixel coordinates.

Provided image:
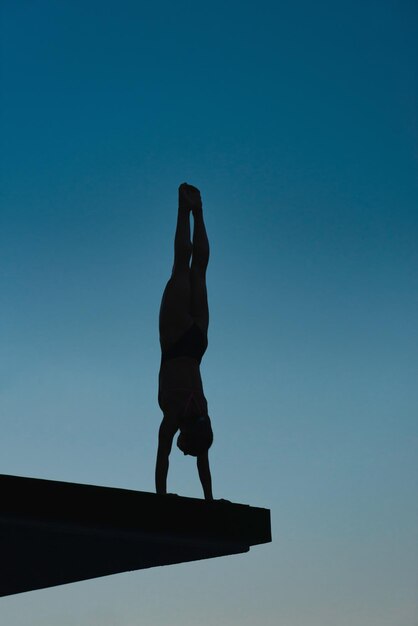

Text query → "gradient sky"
[1,1,417,624]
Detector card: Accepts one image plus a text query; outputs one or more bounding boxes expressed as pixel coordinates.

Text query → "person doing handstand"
[155,183,214,500]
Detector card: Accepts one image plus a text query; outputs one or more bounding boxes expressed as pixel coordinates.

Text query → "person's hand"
[179,182,202,212]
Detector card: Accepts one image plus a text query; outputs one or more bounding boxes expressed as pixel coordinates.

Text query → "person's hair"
[177,416,213,456]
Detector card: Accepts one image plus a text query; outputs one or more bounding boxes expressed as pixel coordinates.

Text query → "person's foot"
[178,183,191,212]
[179,182,202,214]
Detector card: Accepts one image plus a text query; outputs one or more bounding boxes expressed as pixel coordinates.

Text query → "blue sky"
[1,1,417,624]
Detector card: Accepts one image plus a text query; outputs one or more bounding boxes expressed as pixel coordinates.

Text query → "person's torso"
[159,356,203,395]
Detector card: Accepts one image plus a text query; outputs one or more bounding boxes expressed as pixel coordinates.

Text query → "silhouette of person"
[155,183,213,500]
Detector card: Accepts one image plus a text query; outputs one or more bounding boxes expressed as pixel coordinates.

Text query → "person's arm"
[197,451,213,500]
[155,419,176,495]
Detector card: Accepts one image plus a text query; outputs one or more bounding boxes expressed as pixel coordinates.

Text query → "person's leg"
[190,207,210,333]
[159,206,193,348]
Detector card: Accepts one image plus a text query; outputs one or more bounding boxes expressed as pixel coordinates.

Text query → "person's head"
[177,415,213,456]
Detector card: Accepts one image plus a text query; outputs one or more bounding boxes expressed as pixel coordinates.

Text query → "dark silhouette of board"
[0,474,271,596]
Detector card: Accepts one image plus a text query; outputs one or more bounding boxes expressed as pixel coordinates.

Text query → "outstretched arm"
[155,419,176,495]
[197,451,213,500]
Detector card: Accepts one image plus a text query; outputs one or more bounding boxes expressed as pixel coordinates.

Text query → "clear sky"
[1,1,417,624]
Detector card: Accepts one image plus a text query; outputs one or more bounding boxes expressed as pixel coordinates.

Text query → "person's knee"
[190,264,207,281]
[175,240,192,265]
